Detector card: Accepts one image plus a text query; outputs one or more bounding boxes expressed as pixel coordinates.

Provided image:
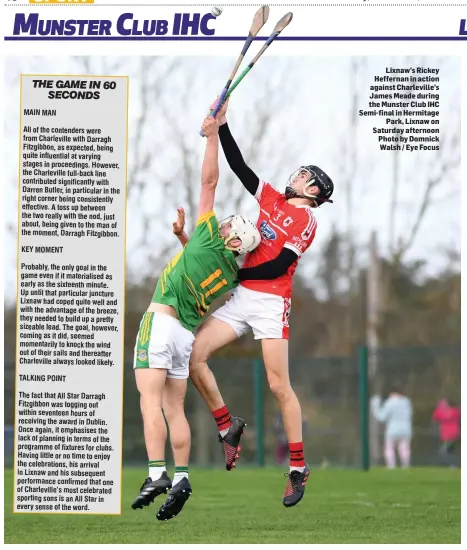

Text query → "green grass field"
[4,467,460,544]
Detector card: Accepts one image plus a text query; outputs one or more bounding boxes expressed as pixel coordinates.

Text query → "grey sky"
[4,55,460,302]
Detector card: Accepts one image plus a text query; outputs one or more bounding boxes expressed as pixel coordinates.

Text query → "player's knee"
[164,404,185,424]
[268,379,292,403]
[189,340,210,369]
[189,361,209,389]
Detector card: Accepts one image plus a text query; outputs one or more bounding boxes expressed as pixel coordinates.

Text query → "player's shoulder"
[263,180,280,192]
[196,209,217,226]
[292,204,317,225]
[266,181,283,198]
[256,180,282,201]
[286,206,317,244]
[190,210,224,250]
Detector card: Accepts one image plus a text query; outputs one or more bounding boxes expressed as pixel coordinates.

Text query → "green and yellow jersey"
[152,211,238,332]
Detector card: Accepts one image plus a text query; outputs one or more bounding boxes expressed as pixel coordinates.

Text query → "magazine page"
[2,0,462,546]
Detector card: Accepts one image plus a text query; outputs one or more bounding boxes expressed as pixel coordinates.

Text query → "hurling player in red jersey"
[189,100,334,507]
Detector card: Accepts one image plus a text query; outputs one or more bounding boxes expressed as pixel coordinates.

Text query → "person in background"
[371,384,413,469]
[432,398,461,468]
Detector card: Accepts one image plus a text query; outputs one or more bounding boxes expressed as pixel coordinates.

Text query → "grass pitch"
[4,467,460,544]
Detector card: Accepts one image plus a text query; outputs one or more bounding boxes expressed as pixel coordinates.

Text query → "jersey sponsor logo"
[259,220,277,240]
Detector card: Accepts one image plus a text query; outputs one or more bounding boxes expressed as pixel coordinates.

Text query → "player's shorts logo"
[137,349,148,362]
[260,221,277,240]
[282,298,292,327]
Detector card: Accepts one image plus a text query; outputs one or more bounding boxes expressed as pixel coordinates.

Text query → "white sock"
[173,471,189,486]
[290,465,306,473]
[149,466,166,480]
[219,428,229,438]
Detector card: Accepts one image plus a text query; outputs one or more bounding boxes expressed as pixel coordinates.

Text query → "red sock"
[212,405,231,432]
[289,442,305,468]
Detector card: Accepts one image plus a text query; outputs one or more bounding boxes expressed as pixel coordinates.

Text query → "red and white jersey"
[241,180,317,298]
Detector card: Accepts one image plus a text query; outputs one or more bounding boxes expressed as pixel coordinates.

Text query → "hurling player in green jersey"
[131,114,260,521]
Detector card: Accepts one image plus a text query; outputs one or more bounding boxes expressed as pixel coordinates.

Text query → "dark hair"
[391,383,404,395]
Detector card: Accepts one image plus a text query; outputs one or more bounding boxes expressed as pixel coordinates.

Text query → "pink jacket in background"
[432,401,461,442]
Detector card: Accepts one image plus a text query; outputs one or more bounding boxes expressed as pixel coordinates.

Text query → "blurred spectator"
[432,399,460,468]
[371,384,413,469]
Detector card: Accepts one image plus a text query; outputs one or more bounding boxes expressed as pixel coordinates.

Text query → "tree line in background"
[4,226,460,417]
[4,230,460,466]
[4,56,460,464]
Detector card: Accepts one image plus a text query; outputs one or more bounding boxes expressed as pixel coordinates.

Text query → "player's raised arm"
[214,99,260,196]
[197,116,220,219]
[172,207,189,247]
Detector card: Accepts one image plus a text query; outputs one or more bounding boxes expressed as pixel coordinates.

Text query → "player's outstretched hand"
[202,115,219,137]
[173,207,185,235]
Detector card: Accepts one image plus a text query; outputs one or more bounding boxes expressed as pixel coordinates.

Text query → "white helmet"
[219,215,261,255]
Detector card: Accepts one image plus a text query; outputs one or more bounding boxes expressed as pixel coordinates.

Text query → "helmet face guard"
[286,165,334,206]
[219,215,261,255]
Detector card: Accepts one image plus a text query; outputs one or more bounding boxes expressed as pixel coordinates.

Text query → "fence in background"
[4,345,460,469]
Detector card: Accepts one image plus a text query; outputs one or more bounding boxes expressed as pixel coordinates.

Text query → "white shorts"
[133,312,195,379]
[211,285,291,340]
[386,433,412,444]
